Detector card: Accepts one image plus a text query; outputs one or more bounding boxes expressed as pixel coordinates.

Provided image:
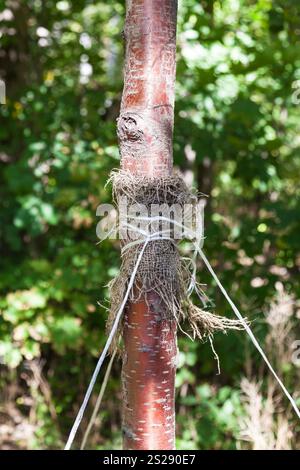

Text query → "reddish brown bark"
[118,0,178,450]
[122,293,177,449]
[118,0,177,178]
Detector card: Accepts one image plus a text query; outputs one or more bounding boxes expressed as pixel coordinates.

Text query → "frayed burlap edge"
[106,169,246,351]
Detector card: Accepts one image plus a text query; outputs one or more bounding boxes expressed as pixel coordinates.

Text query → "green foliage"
[0,0,300,449]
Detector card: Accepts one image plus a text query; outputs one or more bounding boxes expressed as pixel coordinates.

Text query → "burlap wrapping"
[107,170,245,350]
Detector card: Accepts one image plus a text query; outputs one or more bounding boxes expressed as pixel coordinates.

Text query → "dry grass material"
[239,378,293,450]
[239,283,297,450]
[107,170,246,350]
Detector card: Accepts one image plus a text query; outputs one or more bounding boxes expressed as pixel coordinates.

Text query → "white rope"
[64,229,171,450]
[65,214,300,450]
[196,246,300,420]
[123,214,300,419]
[80,348,117,450]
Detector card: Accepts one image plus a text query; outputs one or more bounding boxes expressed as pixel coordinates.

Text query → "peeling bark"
[118,0,178,450]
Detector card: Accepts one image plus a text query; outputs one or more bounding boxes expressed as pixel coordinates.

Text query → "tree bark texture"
[118,0,178,450]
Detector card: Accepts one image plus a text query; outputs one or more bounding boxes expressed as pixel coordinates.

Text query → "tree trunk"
[117,0,178,450]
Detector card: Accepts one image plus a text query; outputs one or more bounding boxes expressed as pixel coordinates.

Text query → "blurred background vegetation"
[0,0,300,450]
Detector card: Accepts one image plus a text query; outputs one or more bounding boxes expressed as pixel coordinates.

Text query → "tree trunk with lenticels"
[117,0,178,450]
